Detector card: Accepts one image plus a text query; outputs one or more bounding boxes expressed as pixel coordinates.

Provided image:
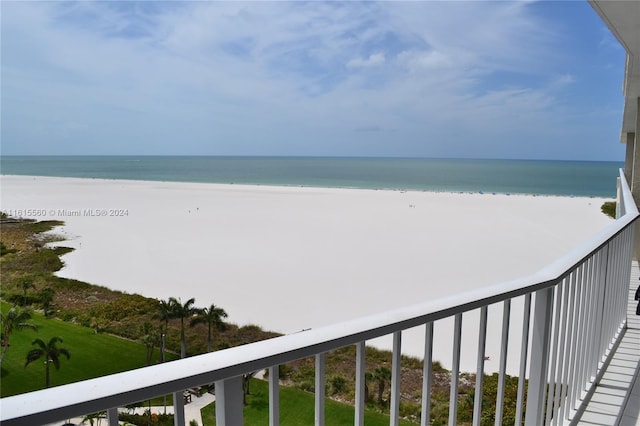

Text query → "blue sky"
[0,1,628,160]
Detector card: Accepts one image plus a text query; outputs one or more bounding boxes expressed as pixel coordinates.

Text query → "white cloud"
[0,1,626,159]
[347,52,386,69]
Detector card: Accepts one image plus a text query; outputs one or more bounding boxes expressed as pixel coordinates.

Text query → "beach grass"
[201,378,416,426]
[0,301,176,397]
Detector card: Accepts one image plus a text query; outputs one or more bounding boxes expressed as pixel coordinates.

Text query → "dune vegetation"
[1,212,525,424]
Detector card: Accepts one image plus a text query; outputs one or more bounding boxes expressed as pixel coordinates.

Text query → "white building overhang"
[590,0,640,143]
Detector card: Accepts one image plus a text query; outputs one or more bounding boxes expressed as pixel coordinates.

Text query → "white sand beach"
[0,175,616,373]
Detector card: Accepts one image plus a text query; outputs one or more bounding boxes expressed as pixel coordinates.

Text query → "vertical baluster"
[269,366,279,426]
[609,235,619,338]
[515,294,531,426]
[449,314,463,426]
[610,236,621,346]
[600,244,612,361]
[559,271,578,422]
[173,390,186,426]
[580,255,596,392]
[544,280,563,425]
[107,407,119,426]
[355,341,366,426]
[613,234,624,340]
[524,287,554,426]
[568,263,585,418]
[594,246,609,375]
[390,331,402,426]
[215,376,244,426]
[316,353,325,426]
[589,251,602,381]
[552,277,571,426]
[576,259,590,400]
[473,307,488,426]
[421,322,434,426]
[616,231,628,325]
[614,233,626,332]
[495,300,510,426]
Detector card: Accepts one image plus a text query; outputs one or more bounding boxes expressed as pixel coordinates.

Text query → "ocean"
[0,156,623,198]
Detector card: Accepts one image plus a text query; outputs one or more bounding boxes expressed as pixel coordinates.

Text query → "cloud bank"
[0,1,626,160]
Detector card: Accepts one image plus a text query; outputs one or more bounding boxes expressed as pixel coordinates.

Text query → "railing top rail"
[2,170,637,426]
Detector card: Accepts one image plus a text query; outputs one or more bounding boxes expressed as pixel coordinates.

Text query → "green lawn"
[1,302,175,397]
[2,305,419,424]
[201,379,416,426]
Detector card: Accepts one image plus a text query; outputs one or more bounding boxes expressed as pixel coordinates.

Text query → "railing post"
[421,322,434,426]
[449,313,463,426]
[315,353,325,426]
[269,366,280,426]
[495,300,511,426]
[355,341,366,426]
[173,390,186,426]
[525,287,555,426]
[215,376,244,426]
[390,331,402,426]
[472,307,488,426]
[106,407,119,426]
[515,294,532,425]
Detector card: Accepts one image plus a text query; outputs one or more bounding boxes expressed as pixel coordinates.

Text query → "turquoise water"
[0,156,623,197]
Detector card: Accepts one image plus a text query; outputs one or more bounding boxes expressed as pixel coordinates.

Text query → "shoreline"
[0,173,614,198]
[0,174,615,373]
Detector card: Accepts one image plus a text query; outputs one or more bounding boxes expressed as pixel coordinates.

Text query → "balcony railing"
[1,170,637,426]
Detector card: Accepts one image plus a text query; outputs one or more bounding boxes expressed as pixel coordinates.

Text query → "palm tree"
[39,287,55,317]
[373,366,392,405]
[190,303,228,352]
[364,371,373,403]
[170,297,198,358]
[25,336,71,388]
[139,322,158,366]
[155,298,176,363]
[81,411,106,426]
[0,305,38,365]
[21,278,35,306]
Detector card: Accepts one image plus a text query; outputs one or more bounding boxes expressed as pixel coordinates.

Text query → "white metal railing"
[1,171,637,426]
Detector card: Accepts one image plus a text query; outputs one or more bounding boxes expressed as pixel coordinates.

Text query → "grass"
[0,301,177,397]
[201,379,416,426]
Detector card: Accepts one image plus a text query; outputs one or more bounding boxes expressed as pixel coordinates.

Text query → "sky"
[0,1,629,160]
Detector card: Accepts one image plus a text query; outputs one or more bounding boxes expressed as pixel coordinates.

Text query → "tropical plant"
[139,322,159,366]
[25,336,71,388]
[190,303,228,352]
[364,371,373,403]
[0,305,38,365]
[21,278,35,306]
[330,375,348,395]
[170,297,199,358]
[373,366,392,405]
[81,410,106,426]
[155,298,175,363]
[39,287,55,317]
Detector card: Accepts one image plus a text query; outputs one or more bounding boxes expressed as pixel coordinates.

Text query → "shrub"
[0,241,17,256]
[601,201,616,218]
[330,375,348,395]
